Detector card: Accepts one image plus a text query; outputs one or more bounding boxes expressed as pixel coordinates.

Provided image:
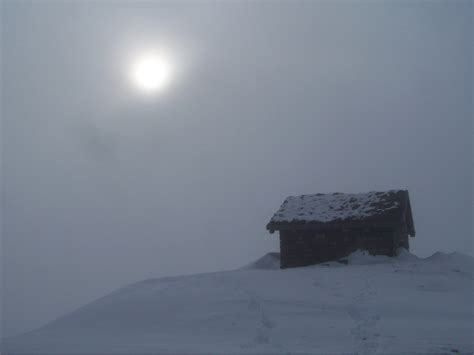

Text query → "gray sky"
[1,0,472,338]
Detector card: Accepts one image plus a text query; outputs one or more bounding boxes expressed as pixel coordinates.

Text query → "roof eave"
[267,218,402,233]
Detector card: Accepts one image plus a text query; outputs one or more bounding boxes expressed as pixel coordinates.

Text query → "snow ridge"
[3,250,473,354]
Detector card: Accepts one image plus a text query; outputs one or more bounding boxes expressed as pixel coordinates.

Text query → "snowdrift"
[3,250,473,354]
[243,252,280,270]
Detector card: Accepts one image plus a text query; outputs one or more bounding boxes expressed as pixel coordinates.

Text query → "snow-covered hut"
[266,190,415,268]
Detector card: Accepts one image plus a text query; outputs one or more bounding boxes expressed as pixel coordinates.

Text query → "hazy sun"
[130,52,173,94]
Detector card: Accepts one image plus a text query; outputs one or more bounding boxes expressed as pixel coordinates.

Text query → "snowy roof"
[267,190,415,234]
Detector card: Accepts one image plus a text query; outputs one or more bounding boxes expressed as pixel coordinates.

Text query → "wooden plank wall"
[279,227,398,269]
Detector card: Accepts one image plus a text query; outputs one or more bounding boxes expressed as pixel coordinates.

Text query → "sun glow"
[130,51,173,94]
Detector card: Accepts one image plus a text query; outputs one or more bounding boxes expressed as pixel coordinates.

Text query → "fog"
[1,1,472,338]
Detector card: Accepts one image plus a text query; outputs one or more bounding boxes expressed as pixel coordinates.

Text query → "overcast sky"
[1,0,472,338]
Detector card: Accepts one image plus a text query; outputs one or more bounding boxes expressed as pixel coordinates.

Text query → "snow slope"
[3,250,473,354]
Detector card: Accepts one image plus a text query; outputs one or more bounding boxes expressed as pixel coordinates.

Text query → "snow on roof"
[268,190,407,226]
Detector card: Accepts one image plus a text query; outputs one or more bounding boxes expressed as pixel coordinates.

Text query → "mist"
[1,0,472,338]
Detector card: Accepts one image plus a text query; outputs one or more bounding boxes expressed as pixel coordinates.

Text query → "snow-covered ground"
[3,250,473,354]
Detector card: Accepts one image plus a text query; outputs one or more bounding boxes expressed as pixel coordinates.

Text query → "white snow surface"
[3,250,473,354]
[269,191,401,223]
